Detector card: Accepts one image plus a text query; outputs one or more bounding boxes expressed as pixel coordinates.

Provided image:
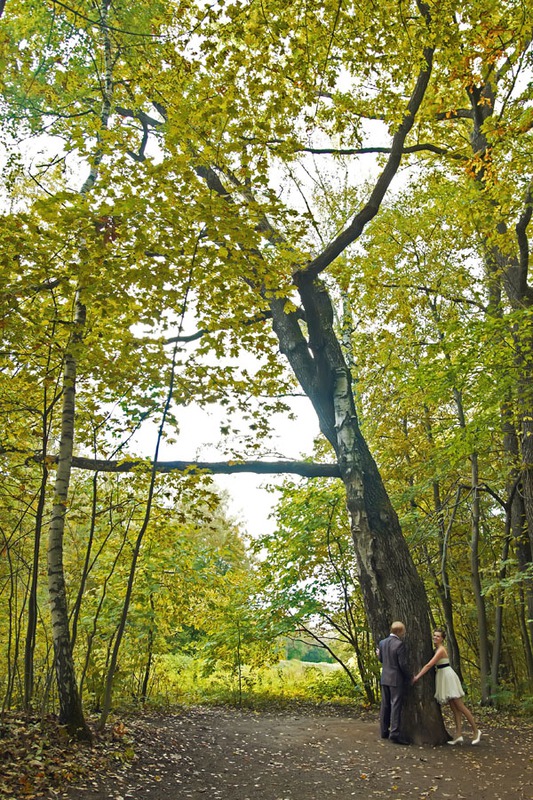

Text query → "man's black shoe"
[381,733,389,739]
[389,736,409,745]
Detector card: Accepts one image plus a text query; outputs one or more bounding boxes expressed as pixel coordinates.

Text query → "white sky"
[146,393,321,536]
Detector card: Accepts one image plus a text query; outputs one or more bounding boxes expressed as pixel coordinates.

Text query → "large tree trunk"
[47,296,91,741]
[343,423,446,742]
[271,276,448,744]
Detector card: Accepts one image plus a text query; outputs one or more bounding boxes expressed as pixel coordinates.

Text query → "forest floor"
[2,704,532,800]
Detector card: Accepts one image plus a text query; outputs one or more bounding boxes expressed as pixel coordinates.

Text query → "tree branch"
[301,41,435,279]
[35,454,341,478]
[380,282,486,309]
[296,143,465,160]
[115,105,164,161]
[435,109,473,121]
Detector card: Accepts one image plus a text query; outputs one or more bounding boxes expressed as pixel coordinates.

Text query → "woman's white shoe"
[471,730,482,745]
[447,735,464,745]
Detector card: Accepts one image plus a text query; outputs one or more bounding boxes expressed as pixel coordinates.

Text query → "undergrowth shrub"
[143,655,363,709]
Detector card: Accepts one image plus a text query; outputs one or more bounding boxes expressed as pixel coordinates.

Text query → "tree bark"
[47,296,91,741]
[270,274,447,744]
[491,529,510,693]
[39,455,341,478]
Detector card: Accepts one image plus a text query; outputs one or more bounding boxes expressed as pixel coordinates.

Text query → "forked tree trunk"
[271,277,448,745]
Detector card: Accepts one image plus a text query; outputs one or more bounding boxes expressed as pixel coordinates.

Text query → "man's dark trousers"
[378,632,410,741]
[380,683,404,739]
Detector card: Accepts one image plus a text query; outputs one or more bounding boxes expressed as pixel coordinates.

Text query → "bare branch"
[115,105,164,161]
[296,143,465,160]
[163,330,207,344]
[114,106,164,129]
[35,454,341,478]
[380,282,487,310]
[435,109,473,121]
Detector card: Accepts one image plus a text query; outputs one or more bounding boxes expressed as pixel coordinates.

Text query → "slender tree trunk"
[466,80,533,551]
[469,454,491,704]
[24,460,48,711]
[2,531,16,712]
[421,532,463,682]
[25,328,60,709]
[79,523,130,701]
[501,409,533,684]
[351,636,376,704]
[423,409,463,681]
[141,594,155,701]
[47,296,91,740]
[516,328,533,553]
[517,587,533,684]
[405,401,463,680]
[491,528,510,694]
[515,527,533,683]
[449,382,491,703]
[98,337,181,729]
[48,0,114,734]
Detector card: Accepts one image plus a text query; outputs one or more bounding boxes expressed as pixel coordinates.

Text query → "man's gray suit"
[378,632,411,741]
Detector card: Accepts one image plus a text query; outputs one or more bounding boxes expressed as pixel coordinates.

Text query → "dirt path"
[56,706,532,800]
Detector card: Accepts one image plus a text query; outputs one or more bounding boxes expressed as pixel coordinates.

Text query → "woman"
[412,629,481,745]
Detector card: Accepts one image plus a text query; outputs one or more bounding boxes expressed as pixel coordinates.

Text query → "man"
[377,621,411,744]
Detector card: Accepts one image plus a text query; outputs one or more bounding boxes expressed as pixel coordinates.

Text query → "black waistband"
[436,664,449,669]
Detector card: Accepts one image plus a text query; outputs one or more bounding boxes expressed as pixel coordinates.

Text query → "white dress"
[434,658,464,704]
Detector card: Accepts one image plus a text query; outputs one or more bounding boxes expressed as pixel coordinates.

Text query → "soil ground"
[54,705,532,800]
